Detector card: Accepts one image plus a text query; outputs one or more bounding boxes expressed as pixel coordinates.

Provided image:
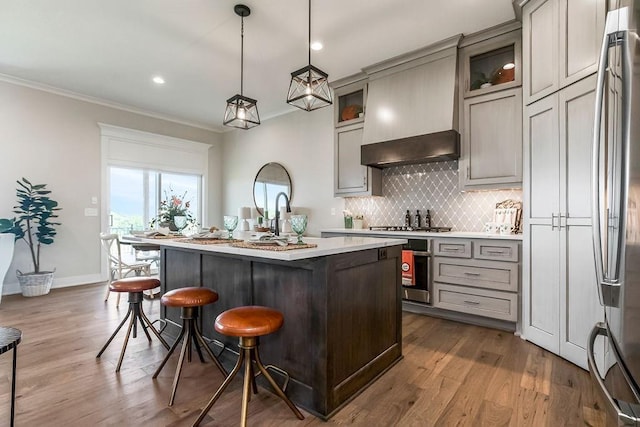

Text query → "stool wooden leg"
[240,348,252,427]
[135,305,152,342]
[96,306,132,358]
[115,312,136,372]
[10,345,17,427]
[254,349,304,420]
[193,349,246,426]
[104,283,111,302]
[192,325,227,376]
[168,333,190,406]
[190,322,206,363]
[152,326,186,379]
[250,359,258,395]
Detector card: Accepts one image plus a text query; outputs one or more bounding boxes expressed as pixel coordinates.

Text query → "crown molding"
[0,73,223,133]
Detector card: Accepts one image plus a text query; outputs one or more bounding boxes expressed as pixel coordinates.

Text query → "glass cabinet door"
[469,45,516,91]
[460,30,522,98]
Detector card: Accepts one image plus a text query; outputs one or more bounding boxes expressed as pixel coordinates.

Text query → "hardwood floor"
[0,284,605,426]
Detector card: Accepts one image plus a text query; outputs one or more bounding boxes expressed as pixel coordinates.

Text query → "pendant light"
[224,4,260,129]
[286,0,332,111]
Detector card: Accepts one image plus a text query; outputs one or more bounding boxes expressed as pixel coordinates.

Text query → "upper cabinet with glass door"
[334,78,366,127]
[460,27,522,98]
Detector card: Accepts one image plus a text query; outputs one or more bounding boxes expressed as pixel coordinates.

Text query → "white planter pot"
[17,270,54,297]
[0,233,16,303]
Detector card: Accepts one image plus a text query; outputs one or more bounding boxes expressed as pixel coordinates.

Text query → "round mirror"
[253,162,292,218]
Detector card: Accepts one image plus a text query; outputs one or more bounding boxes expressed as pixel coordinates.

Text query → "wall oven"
[401,239,431,304]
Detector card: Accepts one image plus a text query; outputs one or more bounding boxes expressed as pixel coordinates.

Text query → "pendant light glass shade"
[286,0,332,111]
[287,65,332,111]
[224,4,260,130]
[224,94,260,129]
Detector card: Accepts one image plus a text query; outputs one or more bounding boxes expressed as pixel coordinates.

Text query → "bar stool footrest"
[202,337,227,360]
[255,364,291,392]
[150,318,168,335]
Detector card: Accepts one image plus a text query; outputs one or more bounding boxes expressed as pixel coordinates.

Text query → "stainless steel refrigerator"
[589,1,640,424]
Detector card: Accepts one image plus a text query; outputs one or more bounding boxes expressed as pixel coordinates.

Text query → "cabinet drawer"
[433,282,518,322]
[433,239,471,258]
[473,240,519,262]
[433,257,518,292]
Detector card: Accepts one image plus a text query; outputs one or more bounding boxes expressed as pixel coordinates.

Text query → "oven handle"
[412,251,431,257]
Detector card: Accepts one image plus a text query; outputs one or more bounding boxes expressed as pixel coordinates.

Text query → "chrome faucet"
[274,192,291,236]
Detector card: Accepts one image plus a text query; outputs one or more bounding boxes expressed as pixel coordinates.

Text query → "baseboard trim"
[2,273,104,296]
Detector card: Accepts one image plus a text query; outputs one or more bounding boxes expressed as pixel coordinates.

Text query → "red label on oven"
[401,250,415,286]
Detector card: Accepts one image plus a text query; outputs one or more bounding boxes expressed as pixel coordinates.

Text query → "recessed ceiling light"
[152,75,165,85]
[310,41,323,51]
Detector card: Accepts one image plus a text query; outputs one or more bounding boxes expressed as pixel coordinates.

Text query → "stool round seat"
[109,277,160,293]
[215,306,284,337]
[161,287,219,307]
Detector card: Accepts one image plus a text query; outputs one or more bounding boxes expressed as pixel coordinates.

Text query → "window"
[100,123,211,237]
[109,167,201,235]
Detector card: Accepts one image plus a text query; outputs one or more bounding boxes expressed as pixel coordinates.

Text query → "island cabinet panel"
[161,247,201,328]
[327,252,401,409]
[200,255,252,340]
[159,244,402,419]
[251,260,318,387]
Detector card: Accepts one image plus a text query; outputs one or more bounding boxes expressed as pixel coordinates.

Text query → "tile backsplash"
[344,161,522,232]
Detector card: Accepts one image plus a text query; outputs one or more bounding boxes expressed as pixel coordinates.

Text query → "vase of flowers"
[149,189,197,232]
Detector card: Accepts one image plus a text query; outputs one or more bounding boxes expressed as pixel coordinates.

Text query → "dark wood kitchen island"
[151,235,405,419]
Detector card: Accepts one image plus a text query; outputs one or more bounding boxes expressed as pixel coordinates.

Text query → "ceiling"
[0,1,516,132]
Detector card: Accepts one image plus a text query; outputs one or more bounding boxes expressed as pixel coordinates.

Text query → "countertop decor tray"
[230,242,318,251]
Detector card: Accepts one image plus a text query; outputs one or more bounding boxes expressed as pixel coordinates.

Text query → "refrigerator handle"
[611,28,632,281]
[587,323,640,425]
[592,26,611,306]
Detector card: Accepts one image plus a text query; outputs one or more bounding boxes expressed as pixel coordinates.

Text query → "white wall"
[221,107,345,237]
[0,80,222,295]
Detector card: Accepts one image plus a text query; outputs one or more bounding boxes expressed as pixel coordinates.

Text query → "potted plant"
[149,188,197,232]
[0,178,61,297]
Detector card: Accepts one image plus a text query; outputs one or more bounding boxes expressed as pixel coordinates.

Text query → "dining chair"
[99,233,153,306]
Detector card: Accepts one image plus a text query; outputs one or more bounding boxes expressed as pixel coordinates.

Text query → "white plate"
[247,237,291,246]
[192,231,225,239]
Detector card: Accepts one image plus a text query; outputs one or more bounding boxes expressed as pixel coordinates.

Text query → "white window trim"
[99,123,211,235]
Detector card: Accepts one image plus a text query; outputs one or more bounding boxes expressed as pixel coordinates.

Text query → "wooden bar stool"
[152,287,227,406]
[96,277,169,372]
[193,305,304,427]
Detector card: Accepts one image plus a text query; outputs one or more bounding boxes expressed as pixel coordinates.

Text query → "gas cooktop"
[368,226,452,232]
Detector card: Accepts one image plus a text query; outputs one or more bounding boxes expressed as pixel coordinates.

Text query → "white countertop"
[133,235,407,261]
[320,228,523,241]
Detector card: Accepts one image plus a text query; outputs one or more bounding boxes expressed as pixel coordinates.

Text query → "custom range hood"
[360,35,461,168]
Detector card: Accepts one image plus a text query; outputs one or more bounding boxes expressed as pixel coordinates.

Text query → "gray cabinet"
[334,123,381,196]
[433,238,520,322]
[523,0,606,105]
[522,74,602,369]
[458,25,523,190]
[459,88,522,189]
[332,77,381,197]
[521,0,606,368]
